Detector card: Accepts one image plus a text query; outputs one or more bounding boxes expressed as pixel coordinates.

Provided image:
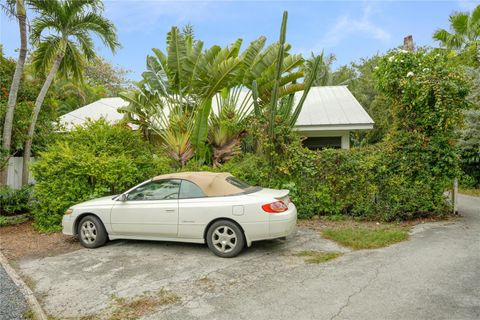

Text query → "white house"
[293,86,374,149]
[59,86,374,150]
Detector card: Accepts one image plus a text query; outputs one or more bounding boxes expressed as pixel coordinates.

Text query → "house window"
[303,137,342,150]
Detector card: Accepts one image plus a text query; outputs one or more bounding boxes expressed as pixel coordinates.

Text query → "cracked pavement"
[17,194,480,319]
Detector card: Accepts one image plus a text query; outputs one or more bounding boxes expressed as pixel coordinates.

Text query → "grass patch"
[322,225,409,250]
[0,214,29,227]
[23,309,34,320]
[459,188,480,197]
[295,250,343,264]
[109,289,180,320]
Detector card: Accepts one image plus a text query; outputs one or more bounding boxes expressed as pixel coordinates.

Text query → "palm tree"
[22,0,119,185]
[1,0,27,185]
[433,5,480,56]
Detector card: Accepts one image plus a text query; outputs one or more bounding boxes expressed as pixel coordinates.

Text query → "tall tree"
[1,0,27,184]
[22,0,119,185]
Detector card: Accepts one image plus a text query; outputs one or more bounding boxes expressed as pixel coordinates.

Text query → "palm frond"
[30,16,61,44]
[70,12,120,52]
[31,35,62,75]
[72,30,95,61]
[166,26,187,92]
[450,12,469,36]
[59,40,85,82]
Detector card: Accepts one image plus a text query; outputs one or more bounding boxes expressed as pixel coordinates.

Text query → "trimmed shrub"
[31,119,173,232]
[0,185,33,216]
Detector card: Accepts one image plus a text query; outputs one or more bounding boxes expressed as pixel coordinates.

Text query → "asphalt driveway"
[0,265,27,320]
[18,194,480,319]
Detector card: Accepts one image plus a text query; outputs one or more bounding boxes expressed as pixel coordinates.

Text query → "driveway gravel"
[17,194,480,320]
[0,265,27,320]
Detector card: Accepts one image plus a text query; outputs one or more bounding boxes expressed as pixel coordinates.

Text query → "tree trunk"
[21,54,63,185]
[1,0,27,185]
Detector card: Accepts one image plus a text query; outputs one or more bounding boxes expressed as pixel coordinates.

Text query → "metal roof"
[294,86,374,131]
[59,97,129,130]
[59,86,373,131]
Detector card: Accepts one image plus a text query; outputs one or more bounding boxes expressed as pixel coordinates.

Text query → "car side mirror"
[119,194,128,201]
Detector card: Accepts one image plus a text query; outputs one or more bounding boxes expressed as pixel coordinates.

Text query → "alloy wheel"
[80,220,97,244]
[212,226,237,253]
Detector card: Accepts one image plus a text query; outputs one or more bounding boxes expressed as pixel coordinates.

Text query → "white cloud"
[457,0,479,10]
[311,2,391,51]
[104,0,213,33]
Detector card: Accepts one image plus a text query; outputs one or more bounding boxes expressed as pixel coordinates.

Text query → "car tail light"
[262,201,288,213]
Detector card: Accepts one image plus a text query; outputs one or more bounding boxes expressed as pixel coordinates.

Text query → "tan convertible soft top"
[152,171,244,197]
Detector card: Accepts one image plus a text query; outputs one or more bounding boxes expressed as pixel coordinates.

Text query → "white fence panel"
[5,157,35,190]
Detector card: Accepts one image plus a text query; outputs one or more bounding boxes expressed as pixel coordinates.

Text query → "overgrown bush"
[220,141,450,221]
[0,185,33,215]
[31,119,173,232]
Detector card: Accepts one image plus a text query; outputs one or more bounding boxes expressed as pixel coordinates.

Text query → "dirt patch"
[298,215,455,231]
[108,289,180,320]
[0,221,81,261]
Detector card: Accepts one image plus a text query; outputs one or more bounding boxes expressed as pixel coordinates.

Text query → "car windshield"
[226,176,259,193]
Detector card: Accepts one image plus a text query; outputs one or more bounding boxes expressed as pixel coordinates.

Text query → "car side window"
[179,180,206,199]
[128,180,180,201]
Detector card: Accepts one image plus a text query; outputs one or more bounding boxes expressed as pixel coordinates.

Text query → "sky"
[1,0,479,80]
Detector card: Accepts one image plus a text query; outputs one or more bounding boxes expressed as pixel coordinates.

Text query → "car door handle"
[165,209,176,213]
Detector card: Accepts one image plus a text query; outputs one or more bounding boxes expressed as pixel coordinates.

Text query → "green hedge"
[31,119,172,232]
[221,141,451,221]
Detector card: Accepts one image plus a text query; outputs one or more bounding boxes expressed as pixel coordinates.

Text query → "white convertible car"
[63,172,297,257]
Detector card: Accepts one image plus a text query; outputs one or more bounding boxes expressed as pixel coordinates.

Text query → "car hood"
[72,195,118,208]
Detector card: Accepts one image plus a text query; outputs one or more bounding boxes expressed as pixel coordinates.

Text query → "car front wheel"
[77,215,107,248]
[206,220,245,258]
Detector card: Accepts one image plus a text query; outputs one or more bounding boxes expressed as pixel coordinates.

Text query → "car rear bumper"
[268,203,297,238]
[62,215,75,236]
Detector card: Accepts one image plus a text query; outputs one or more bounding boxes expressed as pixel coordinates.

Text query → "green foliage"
[375,49,470,182]
[0,100,58,155]
[209,87,250,166]
[83,56,132,95]
[0,49,58,156]
[31,119,173,231]
[0,185,32,215]
[217,143,447,220]
[0,214,29,227]
[376,49,470,135]
[29,0,120,82]
[433,4,480,67]
[375,48,471,215]
[122,17,308,166]
[459,109,480,186]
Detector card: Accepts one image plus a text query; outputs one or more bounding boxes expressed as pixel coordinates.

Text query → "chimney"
[403,35,414,52]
